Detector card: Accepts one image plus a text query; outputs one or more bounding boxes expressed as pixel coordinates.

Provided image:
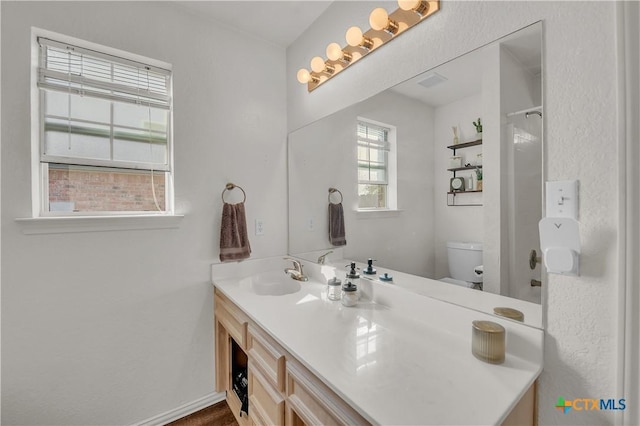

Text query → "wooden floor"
[167,400,238,426]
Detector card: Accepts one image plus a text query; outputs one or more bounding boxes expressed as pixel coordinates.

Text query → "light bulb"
[345,26,374,50]
[310,56,326,73]
[346,26,363,47]
[326,42,352,63]
[398,0,429,15]
[369,7,399,34]
[369,8,389,31]
[326,43,343,61]
[297,68,311,84]
[398,0,420,11]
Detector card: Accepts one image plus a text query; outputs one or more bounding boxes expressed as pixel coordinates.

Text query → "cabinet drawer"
[215,289,249,349]
[248,325,286,393]
[249,362,285,426]
[286,361,370,426]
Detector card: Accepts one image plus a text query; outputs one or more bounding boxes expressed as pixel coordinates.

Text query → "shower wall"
[507,118,542,303]
[501,45,543,304]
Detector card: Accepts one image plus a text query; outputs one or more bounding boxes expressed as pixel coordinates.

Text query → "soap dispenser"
[346,262,360,284]
[363,258,377,275]
[346,262,361,299]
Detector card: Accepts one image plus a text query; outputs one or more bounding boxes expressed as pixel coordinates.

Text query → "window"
[357,120,396,210]
[35,35,173,215]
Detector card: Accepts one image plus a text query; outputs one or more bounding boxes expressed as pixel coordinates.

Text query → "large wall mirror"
[288,22,544,328]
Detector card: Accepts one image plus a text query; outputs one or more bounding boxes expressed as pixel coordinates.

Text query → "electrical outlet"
[255,219,264,236]
[307,218,314,231]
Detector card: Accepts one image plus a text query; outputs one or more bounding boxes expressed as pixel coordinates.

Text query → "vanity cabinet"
[447,139,483,206]
[214,288,370,426]
[214,287,535,426]
[214,290,250,426]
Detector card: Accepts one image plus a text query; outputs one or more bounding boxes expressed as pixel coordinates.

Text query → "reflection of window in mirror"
[357,118,397,210]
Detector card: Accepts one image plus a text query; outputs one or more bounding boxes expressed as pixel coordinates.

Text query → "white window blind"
[357,121,390,185]
[38,37,172,172]
[357,121,391,209]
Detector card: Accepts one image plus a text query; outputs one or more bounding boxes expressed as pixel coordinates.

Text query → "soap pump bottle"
[346,262,360,283]
[363,258,377,275]
[346,262,360,300]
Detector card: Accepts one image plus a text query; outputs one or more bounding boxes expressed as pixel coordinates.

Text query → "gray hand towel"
[219,202,251,262]
[328,202,346,246]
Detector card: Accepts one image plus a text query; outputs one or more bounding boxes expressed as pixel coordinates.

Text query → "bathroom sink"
[239,271,302,296]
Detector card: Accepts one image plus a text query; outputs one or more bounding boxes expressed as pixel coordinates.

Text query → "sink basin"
[239,271,302,296]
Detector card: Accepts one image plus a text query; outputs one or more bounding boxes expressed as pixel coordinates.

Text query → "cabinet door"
[249,362,285,426]
[286,361,370,426]
[501,382,536,426]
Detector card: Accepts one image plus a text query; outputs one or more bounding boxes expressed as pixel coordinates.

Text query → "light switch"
[546,180,579,220]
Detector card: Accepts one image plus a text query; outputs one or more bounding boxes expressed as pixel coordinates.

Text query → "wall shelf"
[447,191,483,207]
[447,190,483,194]
[446,139,483,206]
[447,139,482,151]
[447,165,483,172]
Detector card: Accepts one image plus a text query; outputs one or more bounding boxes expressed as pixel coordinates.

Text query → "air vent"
[418,72,447,88]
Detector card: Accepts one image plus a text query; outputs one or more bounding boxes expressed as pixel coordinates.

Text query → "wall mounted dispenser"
[539,217,580,275]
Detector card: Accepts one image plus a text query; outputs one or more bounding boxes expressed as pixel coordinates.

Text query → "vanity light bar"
[297,0,440,92]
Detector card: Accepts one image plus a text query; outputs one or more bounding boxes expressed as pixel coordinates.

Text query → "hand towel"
[328,202,347,246]
[219,202,251,262]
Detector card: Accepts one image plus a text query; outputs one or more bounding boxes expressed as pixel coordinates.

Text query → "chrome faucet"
[317,250,333,265]
[284,258,308,282]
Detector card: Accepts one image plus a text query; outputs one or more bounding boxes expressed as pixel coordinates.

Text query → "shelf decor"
[473,118,483,140]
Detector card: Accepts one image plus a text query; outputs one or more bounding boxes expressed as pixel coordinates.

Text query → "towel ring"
[328,187,343,204]
[222,182,246,203]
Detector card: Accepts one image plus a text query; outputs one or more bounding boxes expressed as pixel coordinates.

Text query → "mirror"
[288,23,543,328]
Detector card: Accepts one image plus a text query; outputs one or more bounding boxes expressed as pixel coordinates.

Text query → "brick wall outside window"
[48,167,166,212]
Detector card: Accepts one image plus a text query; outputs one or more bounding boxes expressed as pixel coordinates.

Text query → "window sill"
[354,209,404,219]
[15,214,184,235]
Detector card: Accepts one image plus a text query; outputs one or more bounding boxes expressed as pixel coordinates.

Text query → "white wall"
[1,2,287,425]
[348,91,435,276]
[288,2,620,424]
[623,4,640,425]
[289,90,434,277]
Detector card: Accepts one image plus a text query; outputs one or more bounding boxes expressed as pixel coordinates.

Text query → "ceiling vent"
[418,72,447,89]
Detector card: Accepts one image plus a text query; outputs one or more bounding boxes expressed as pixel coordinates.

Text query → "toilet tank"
[447,241,483,283]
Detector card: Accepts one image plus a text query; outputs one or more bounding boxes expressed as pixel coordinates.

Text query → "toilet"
[441,241,483,289]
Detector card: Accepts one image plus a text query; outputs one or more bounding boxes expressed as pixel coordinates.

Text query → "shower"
[505,106,543,304]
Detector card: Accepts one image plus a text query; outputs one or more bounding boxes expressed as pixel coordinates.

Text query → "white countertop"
[211,257,543,425]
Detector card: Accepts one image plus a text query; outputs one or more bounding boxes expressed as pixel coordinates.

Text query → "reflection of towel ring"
[328,187,343,204]
[222,182,246,203]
